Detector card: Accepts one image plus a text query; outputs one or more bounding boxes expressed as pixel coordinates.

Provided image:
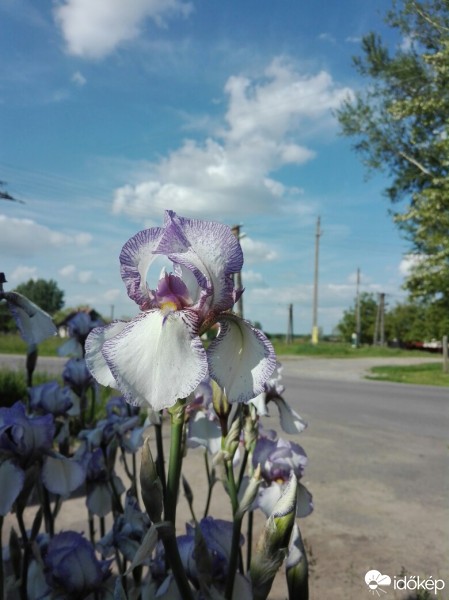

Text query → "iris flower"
[250,363,307,434]
[86,211,276,410]
[0,273,56,345]
[253,436,313,518]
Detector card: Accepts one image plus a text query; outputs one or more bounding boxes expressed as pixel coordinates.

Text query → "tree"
[337,292,380,344]
[337,0,449,306]
[14,279,64,315]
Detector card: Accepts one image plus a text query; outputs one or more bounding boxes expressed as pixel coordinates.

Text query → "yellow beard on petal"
[160,301,178,315]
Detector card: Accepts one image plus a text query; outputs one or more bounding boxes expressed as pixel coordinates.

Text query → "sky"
[0,0,414,335]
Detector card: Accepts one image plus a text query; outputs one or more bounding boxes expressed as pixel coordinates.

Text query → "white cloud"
[399,254,424,276]
[71,70,86,86]
[54,0,193,59]
[112,58,353,222]
[78,270,93,284]
[59,264,94,284]
[242,269,265,284]
[318,32,336,43]
[240,237,278,264]
[74,232,92,246]
[345,36,361,44]
[104,288,121,302]
[8,266,38,283]
[59,265,77,278]
[0,215,90,258]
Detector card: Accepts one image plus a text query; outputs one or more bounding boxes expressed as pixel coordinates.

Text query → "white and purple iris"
[86,211,276,410]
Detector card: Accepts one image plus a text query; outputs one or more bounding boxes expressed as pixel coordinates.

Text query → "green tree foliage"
[14,279,65,315]
[338,295,449,344]
[337,0,449,305]
[337,292,380,344]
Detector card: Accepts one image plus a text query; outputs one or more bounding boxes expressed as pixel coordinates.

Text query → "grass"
[270,338,433,359]
[0,333,438,360]
[0,369,58,407]
[0,333,62,356]
[367,362,449,387]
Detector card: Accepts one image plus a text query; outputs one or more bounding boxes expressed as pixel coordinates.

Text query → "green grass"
[0,369,58,407]
[0,333,437,361]
[270,339,433,359]
[0,333,62,356]
[367,362,449,387]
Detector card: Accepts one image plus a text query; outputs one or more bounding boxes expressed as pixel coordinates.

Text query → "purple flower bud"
[63,357,93,394]
[29,381,73,416]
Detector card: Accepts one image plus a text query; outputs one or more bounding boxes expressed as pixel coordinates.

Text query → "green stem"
[224,515,244,600]
[164,400,186,525]
[100,516,106,538]
[160,399,194,600]
[0,516,4,600]
[155,421,167,497]
[160,533,194,600]
[89,385,97,426]
[41,484,54,537]
[120,448,134,481]
[16,511,28,600]
[203,479,215,519]
[237,447,249,491]
[203,450,215,518]
[225,460,239,516]
[246,510,254,571]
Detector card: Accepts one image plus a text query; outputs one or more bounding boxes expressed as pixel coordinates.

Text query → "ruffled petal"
[155,210,243,312]
[85,321,128,388]
[207,315,276,403]
[119,225,164,308]
[272,397,308,434]
[102,310,208,410]
[5,292,57,345]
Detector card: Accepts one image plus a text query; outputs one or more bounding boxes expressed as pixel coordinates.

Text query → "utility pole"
[311,216,322,344]
[379,292,386,346]
[231,224,244,318]
[286,303,294,344]
[355,268,361,347]
[373,292,385,346]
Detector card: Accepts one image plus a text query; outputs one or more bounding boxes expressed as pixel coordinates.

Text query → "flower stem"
[246,510,254,571]
[161,399,194,600]
[237,447,249,491]
[203,451,215,518]
[225,514,244,600]
[225,460,239,515]
[165,399,186,525]
[155,421,167,497]
[0,516,4,600]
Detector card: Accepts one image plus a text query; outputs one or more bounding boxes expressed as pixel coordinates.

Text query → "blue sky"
[0,0,413,334]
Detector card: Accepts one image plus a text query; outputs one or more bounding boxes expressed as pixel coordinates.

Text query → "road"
[276,359,449,599]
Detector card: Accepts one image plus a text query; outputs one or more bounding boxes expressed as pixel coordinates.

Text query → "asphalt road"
[282,366,449,439]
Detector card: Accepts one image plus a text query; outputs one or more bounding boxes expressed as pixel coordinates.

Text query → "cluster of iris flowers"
[0,211,312,600]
